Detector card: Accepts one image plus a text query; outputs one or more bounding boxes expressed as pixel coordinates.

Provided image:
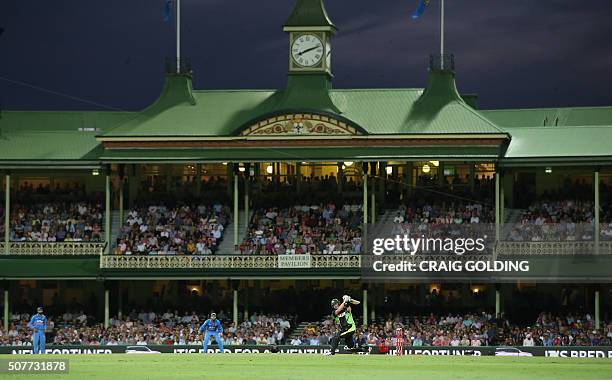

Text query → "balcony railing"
[102,253,517,270]
[1,242,105,256]
[100,254,361,269]
[496,241,612,256]
[1,241,612,266]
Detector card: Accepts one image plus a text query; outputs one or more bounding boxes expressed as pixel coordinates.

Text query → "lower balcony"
[496,241,612,255]
[1,242,612,281]
[100,254,361,269]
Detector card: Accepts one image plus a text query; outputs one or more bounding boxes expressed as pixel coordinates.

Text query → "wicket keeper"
[27,307,47,354]
[326,295,368,355]
[198,312,224,353]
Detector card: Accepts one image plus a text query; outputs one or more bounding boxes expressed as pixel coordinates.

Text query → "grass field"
[2,354,611,380]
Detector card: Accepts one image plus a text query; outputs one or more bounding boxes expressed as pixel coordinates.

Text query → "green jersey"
[333,309,355,330]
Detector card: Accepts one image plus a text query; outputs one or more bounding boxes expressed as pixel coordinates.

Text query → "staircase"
[216,210,250,255]
[376,210,394,225]
[106,210,122,250]
[288,321,318,340]
[111,210,122,238]
[504,208,523,224]
[501,208,524,240]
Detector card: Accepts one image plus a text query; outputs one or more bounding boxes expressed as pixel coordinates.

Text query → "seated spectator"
[240,204,362,255]
[115,203,229,256]
[10,201,103,242]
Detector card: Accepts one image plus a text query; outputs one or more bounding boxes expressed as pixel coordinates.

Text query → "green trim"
[0,257,100,278]
[99,146,504,162]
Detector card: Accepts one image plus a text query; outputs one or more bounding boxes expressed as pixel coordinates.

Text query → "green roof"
[0,111,132,161]
[284,0,336,30]
[101,71,508,138]
[504,126,612,160]
[3,71,612,164]
[481,106,612,128]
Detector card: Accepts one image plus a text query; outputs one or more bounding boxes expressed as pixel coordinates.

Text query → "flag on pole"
[163,0,174,22]
[411,0,430,19]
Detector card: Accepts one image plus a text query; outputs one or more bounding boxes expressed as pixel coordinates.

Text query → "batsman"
[326,294,369,355]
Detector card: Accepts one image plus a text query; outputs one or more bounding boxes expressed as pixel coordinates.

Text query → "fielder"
[27,307,47,354]
[326,294,369,355]
[198,312,224,353]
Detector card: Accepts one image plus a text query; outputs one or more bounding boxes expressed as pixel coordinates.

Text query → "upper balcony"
[3,240,612,258]
[1,241,105,255]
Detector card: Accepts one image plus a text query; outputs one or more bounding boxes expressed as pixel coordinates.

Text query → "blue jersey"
[28,314,47,331]
[199,319,223,334]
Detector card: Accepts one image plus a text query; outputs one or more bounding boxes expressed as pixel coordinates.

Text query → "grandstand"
[1,0,612,357]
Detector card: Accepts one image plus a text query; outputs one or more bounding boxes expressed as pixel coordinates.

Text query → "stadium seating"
[239,204,362,255]
[114,204,230,255]
[0,311,293,346]
[293,312,612,348]
[9,201,104,242]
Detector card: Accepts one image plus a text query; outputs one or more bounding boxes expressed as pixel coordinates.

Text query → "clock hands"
[298,45,321,56]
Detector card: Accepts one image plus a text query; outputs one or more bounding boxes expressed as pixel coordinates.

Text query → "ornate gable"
[240,113,361,136]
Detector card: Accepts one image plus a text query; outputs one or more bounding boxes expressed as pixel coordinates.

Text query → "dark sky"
[1,0,611,111]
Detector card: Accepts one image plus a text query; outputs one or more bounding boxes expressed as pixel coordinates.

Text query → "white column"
[233,289,238,327]
[105,174,111,255]
[595,289,600,330]
[4,174,9,254]
[440,0,445,69]
[233,172,239,247]
[362,289,368,326]
[495,171,501,242]
[244,179,249,232]
[469,163,475,193]
[117,281,123,320]
[370,191,376,224]
[104,289,110,329]
[296,162,302,194]
[362,173,368,224]
[3,288,8,332]
[371,163,376,224]
[495,289,501,316]
[595,170,600,254]
[119,177,124,227]
[176,0,181,73]
[500,177,505,225]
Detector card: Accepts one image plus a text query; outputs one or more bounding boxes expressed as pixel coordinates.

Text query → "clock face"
[291,34,324,67]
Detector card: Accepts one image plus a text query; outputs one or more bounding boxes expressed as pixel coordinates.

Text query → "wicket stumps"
[395,328,404,356]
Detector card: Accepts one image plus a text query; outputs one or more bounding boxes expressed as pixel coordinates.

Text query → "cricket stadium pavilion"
[1,0,611,330]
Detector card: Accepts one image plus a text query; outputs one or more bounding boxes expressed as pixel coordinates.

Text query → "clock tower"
[284,0,336,76]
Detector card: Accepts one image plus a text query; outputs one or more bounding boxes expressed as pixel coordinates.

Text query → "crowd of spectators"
[114,203,229,255]
[392,202,494,225]
[239,204,362,255]
[15,182,90,199]
[505,197,612,241]
[9,202,104,242]
[294,312,612,348]
[4,182,104,242]
[505,200,595,242]
[2,309,611,348]
[0,310,292,347]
